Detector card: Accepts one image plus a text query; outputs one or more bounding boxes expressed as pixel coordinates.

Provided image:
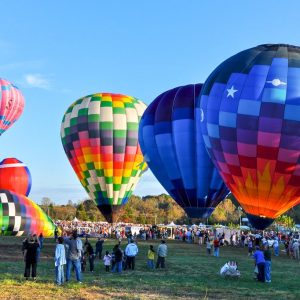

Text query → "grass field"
[0,237,299,300]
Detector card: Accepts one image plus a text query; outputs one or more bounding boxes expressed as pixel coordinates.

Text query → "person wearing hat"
[156,240,168,269]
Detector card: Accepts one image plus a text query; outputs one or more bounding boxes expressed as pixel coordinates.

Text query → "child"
[248,238,253,256]
[103,251,112,272]
[206,238,212,255]
[147,245,155,269]
[54,236,66,285]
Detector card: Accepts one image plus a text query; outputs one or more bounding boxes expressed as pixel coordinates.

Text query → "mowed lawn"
[0,237,299,300]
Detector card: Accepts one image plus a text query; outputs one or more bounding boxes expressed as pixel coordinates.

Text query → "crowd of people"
[21,221,300,286]
[22,230,168,285]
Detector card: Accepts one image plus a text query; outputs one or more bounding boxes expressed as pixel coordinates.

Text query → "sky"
[0,1,300,204]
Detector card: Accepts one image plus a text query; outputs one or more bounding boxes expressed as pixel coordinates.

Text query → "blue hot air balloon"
[199,44,300,230]
[139,84,229,218]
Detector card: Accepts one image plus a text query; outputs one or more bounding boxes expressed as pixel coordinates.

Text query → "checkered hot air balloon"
[0,158,32,196]
[138,84,229,219]
[0,78,25,135]
[200,44,300,229]
[0,190,56,237]
[61,93,147,223]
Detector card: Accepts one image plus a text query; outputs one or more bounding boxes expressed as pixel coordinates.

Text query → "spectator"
[36,233,44,262]
[156,240,167,269]
[23,234,40,281]
[253,246,265,282]
[95,238,104,259]
[125,240,139,270]
[147,245,155,269]
[84,240,95,272]
[213,238,220,257]
[206,238,212,255]
[103,251,112,272]
[264,245,272,283]
[55,237,66,285]
[273,237,279,257]
[292,240,300,260]
[112,244,123,273]
[65,230,83,283]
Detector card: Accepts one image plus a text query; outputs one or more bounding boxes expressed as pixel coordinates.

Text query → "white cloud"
[23,73,50,89]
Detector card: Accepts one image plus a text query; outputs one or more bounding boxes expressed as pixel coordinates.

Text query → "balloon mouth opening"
[246,213,274,230]
[184,207,215,219]
[97,205,122,223]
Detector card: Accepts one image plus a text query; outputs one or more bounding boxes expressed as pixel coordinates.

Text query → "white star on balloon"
[227,86,238,98]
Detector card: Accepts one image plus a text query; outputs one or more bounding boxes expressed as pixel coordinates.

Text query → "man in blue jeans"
[112,244,123,273]
[65,231,83,283]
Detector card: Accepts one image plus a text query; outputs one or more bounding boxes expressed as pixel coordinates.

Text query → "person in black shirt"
[95,238,104,259]
[23,234,40,280]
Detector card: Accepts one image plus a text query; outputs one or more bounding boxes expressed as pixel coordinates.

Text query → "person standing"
[55,237,66,285]
[112,244,123,273]
[65,230,83,283]
[84,240,95,272]
[264,245,272,283]
[253,246,265,282]
[292,240,300,260]
[125,239,139,270]
[213,238,220,257]
[206,238,212,255]
[103,251,112,272]
[273,237,279,257]
[23,234,40,280]
[95,238,104,259]
[156,240,168,268]
[147,245,155,269]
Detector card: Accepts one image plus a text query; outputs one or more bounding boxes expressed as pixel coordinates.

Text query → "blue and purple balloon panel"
[139,84,229,218]
[200,44,300,229]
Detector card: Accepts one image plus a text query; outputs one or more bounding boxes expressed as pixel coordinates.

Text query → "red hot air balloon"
[0,78,25,135]
[0,158,32,196]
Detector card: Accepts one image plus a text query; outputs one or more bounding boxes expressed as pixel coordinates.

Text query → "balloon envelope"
[0,190,56,237]
[200,44,300,229]
[61,93,147,222]
[0,78,25,135]
[0,158,32,196]
[139,84,229,218]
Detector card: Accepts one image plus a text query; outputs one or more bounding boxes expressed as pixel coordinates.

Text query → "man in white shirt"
[125,240,138,270]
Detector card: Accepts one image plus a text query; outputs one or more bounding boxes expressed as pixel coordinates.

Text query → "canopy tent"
[166,221,177,228]
[73,217,79,222]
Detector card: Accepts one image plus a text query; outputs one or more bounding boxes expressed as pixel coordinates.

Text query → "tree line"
[40,194,300,227]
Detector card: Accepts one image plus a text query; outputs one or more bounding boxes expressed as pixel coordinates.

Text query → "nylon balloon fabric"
[0,190,56,237]
[0,158,32,196]
[0,78,25,135]
[61,93,147,223]
[139,84,229,218]
[200,44,300,229]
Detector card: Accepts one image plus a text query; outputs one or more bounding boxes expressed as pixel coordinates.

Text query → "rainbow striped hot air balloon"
[0,78,25,135]
[0,158,32,196]
[0,190,56,237]
[61,93,147,223]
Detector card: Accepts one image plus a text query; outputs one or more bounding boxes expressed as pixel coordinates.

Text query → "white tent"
[166,221,177,228]
[73,217,79,222]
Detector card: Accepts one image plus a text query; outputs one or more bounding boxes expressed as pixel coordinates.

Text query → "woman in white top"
[55,236,66,285]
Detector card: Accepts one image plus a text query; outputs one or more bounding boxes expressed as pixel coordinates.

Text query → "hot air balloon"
[0,190,56,237]
[0,158,32,196]
[0,78,25,135]
[138,84,229,219]
[200,44,300,229]
[61,93,147,223]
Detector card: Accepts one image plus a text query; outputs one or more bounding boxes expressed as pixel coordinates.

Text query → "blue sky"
[0,1,299,204]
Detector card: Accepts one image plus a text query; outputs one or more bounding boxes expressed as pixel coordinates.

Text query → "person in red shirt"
[213,238,220,257]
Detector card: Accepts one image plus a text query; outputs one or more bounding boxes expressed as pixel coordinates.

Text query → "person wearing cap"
[156,240,168,269]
